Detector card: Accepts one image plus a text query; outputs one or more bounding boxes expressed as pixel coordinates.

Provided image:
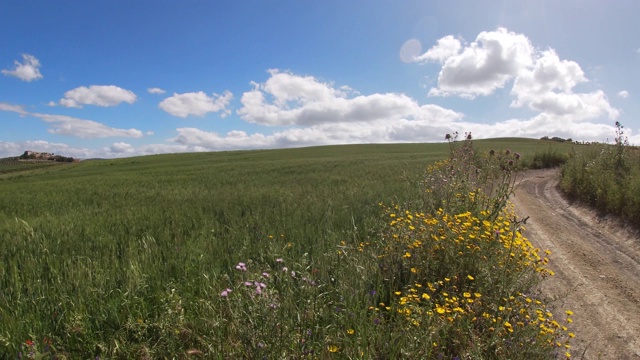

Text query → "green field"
[0,159,64,175]
[0,138,576,358]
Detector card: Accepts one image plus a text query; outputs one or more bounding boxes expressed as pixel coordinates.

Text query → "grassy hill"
[0,138,571,256]
[0,138,576,358]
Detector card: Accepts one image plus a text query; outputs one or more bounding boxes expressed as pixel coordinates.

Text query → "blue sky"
[1,0,638,158]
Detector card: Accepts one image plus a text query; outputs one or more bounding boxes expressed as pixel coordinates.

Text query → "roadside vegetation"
[560,122,640,228]
[0,139,574,359]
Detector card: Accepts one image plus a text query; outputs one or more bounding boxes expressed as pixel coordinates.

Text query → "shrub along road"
[513,169,640,360]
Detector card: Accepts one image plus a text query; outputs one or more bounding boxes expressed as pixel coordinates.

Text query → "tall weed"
[560,122,640,227]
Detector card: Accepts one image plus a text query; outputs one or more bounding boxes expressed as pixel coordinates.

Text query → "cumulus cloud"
[159,91,233,118]
[2,54,43,82]
[0,102,144,138]
[107,142,135,154]
[618,90,629,98]
[421,28,534,98]
[511,50,586,97]
[509,49,618,120]
[177,69,469,151]
[238,69,424,126]
[414,35,462,64]
[59,85,137,108]
[411,27,619,133]
[173,128,272,150]
[171,112,465,152]
[147,87,166,94]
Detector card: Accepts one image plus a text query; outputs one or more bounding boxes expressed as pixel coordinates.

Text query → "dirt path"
[512,168,640,359]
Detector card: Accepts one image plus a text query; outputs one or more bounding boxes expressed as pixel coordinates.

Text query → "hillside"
[0,138,580,358]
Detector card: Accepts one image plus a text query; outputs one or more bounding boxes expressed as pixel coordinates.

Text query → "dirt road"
[512,169,640,359]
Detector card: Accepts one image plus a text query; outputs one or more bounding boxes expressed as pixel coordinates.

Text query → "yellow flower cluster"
[375,192,572,357]
[382,202,554,279]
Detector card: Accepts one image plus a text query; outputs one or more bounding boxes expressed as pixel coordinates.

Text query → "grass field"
[0,159,65,175]
[0,138,576,358]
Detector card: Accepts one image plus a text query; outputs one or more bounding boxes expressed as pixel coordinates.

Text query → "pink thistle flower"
[220,288,232,297]
[262,272,270,278]
[276,258,283,263]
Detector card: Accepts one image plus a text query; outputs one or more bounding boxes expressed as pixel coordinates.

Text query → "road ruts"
[512,168,640,360]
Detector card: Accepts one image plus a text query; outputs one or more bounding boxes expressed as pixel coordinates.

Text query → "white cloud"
[0,102,144,139]
[147,87,166,94]
[424,28,534,98]
[159,90,233,118]
[107,142,135,154]
[618,90,629,98]
[414,35,461,64]
[263,69,337,106]
[511,50,586,98]
[510,49,618,120]
[238,69,422,126]
[33,113,144,138]
[59,85,137,108]
[232,68,624,151]
[173,128,272,150]
[413,27,619,132]
[171,114,464,152]
[0,102,28,115]
[2,54,43,82]
[182,68,468,150]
